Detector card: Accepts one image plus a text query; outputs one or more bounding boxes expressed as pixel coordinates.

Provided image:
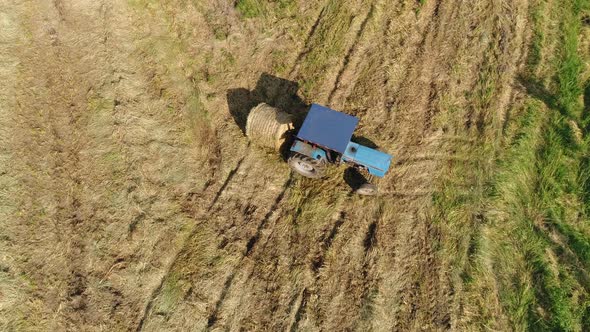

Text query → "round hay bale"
[246,103,293,151]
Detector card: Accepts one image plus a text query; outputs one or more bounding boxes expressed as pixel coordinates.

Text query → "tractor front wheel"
[288,153,325,179]
[356,183,378,196]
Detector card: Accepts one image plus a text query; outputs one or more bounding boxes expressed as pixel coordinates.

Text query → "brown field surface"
[1,0,589,331]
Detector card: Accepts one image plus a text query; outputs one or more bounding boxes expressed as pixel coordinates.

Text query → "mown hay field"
[1,0,589,331]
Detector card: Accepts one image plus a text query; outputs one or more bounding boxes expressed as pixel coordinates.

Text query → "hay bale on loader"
[246,103,294,151]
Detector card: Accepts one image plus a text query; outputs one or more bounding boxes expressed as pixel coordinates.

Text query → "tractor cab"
[296,104,359,156]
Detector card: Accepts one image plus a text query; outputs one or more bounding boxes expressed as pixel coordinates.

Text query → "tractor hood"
[343,142,392,177]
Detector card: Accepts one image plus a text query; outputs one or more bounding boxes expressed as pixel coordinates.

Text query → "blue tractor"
[246,103,392,195]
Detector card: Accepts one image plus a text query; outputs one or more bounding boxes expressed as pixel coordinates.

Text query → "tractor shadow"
[516,74,564,116]
[351,135,378,149]
[227,73,309,161]
[344,136,379,190]
[343,167,370,191]
[516,74,579,145]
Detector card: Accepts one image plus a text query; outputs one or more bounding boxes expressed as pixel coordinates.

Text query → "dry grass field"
[1,0,589,331]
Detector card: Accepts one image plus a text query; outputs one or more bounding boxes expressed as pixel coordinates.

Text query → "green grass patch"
[493,0,590,327]
[528,0,546,69]
[432,0,590,329]
[236,0,265,18]
[415,0,427,14]
[154,273,183,315]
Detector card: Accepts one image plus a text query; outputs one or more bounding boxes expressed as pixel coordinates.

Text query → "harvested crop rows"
[133,0,533,331]
[2,0,587,331]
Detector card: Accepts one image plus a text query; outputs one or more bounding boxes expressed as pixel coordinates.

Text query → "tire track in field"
[386,0,531,328]
[345,0,480,329]
[205,175,292,330]
[286,207,350,328]
[381,0,502,327]
[46,4,93,326]
[31,1,213,330]
[319,198,399,330]
[12,0,136,329]
[276,1,440,329]
[135,155,248,332]
[13,1,106,328]
[287,287,309,332]
[450,1,532,328]
[288,2,330,78]
[134,97,296,329]
[536,221,590,290]
[137,150,291,330]
[326,3,376,106]
[213,192,352,329]
[385,1,460,327]
[310,211,347,273]
[375,1,441,128]
[140,4,339,322]
[58,2,211,328]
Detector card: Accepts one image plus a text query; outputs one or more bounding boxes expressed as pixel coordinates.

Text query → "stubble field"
[1,0,589,331]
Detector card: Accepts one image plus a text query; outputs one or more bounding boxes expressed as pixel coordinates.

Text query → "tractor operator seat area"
[295,104,359,154]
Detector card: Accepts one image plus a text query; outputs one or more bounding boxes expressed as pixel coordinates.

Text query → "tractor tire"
[356,183,378,196]
[246,103,293,151]
[288,153,325,179]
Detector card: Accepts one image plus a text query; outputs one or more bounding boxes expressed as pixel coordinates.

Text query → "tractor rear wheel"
[356,183,378,195]
[288,153,325,179]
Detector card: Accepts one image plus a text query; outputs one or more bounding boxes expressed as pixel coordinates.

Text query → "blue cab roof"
[296,104,359,154]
